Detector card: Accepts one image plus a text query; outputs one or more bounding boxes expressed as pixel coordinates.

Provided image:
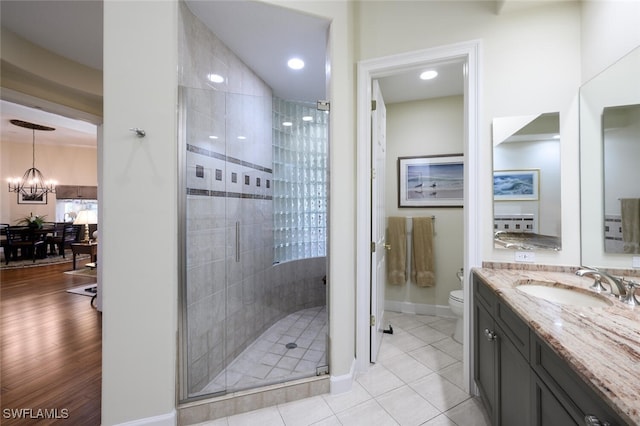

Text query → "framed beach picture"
[493,169,540,201]
[17,191,47,205]
[398,154,464,207]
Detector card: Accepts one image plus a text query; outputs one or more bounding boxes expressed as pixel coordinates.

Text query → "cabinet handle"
[584,415,610,426]
[484,328,497,342]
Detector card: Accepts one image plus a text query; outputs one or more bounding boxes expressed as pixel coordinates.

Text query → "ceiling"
[1,1,103,70]
[185,0,330,103]
[377,60,464,104]
[0,0,464,147]
[1,100,97,148]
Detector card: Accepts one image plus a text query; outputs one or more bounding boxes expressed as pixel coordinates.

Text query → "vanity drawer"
[474,274,497,313]
[496,300,530,361]
[531,335,627,425]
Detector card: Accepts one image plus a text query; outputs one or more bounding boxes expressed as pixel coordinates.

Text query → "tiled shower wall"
[179,4,326,397]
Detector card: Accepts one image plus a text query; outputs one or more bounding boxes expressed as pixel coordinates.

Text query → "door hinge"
[317,100,330,111]
[371,99,377,111]
[370,315,376,326]
[316,365,329,376]
[371,242,376,253]
[371,168,376,180]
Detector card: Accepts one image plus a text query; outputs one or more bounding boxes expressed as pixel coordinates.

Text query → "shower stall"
[178,86,328,400]
[177,2,328,402]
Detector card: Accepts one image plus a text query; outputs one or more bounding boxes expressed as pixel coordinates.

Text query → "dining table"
[2,225,56,263]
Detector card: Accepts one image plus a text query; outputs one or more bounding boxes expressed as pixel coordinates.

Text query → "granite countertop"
[473,267,640,425]
[494,232,561,251]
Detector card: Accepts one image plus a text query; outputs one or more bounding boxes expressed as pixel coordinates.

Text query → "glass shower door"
[221,91,274,393]
[180,86,275,399]
[179,87,327,402]
[181,85,231,398]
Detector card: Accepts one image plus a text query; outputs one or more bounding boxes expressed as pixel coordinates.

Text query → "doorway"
[356,41,482,393]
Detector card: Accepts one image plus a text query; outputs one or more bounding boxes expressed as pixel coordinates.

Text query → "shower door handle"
[236,221,240,262]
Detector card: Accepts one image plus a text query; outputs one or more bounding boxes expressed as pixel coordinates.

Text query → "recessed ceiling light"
[282,121,293,127]
[209,135,218,139]
[207,73,225,83]
[237,136,247,140]
[419,70,438,80]
[287,58,305,70]
[302,116,313,122]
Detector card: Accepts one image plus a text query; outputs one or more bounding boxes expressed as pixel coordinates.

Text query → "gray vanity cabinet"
[474,274,531,426]
[531,335,627,426]
[475,299,497,420]
[473,272,628,426]
[531,372,578,425]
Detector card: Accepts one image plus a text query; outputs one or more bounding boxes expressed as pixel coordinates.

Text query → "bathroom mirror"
[492,112,561,251]
[603,104,640,254]
[581,46,640,267]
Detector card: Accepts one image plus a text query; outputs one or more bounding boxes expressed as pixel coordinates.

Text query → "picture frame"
[493,169,540,201]
[17,192,47,205]
[398,154,464,207]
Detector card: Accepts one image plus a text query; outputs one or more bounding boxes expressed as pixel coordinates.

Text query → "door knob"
[384,243,391,251]
[484,328,497,342]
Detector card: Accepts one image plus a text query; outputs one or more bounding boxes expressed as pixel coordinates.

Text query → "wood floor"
[1,258,101,425]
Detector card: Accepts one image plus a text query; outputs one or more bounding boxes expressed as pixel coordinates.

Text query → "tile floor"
[195,311,490,425]
[202,306,328,394]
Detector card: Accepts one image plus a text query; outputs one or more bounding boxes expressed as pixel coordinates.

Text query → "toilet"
[448,269,464,343]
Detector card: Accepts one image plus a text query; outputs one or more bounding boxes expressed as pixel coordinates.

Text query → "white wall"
[102,1,178,425]
[384,96,464,307]
[357,1,582,266]
[581,1,640,84]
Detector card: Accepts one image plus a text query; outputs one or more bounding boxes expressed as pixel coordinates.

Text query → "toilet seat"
[449,289,464,343]
[449,289,464,303]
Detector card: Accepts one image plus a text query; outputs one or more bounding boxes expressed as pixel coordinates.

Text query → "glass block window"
[273,98,328,262]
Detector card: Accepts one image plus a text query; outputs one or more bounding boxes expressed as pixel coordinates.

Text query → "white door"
[370,80,387,363]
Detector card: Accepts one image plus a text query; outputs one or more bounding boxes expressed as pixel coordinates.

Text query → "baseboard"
[330,358,355,395]
[114,409,176,426]
[385,300,455,318]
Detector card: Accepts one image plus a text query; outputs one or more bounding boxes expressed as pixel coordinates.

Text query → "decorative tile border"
[186,188,272,200]
[187,144,272,173]
[187,143,272,200]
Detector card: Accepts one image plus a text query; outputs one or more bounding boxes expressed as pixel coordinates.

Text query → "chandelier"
[7,119,57,197]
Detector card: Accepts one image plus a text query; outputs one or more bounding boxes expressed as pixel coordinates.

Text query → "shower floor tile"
[201,305,327,395]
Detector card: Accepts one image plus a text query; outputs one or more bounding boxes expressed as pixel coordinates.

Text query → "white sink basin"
[516,283,612,308]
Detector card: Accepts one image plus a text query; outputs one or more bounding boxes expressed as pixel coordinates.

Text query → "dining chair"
[47,222,78,258]
[4,226,46,264]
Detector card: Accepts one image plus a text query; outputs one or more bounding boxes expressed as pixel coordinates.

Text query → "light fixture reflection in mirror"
[492,112,561,251]
[603,104,640,254]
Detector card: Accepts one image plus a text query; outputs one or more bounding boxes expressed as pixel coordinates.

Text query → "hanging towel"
[386,217,407,285]
[621,198,640,254]
[411,216,435,287]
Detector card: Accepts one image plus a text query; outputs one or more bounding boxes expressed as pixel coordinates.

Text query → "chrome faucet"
[576,267,640,306]
[575,267,624,295]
